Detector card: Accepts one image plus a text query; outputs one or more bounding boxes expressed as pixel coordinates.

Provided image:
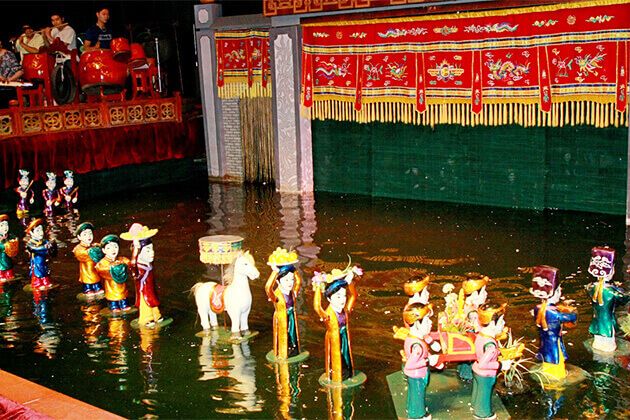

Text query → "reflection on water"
[0,180,628,418]
[32,290,60,359]
[273,362,303,419]
[81,303,107,361]
[106,318,130,384]
[327,387,359,420]
[198,332,263,414]
[139,327,161,415]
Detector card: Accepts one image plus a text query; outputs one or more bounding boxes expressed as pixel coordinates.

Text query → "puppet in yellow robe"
[313,265,362,383]
[266,264,302,359]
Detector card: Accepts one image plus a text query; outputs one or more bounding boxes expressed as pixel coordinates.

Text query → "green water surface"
[0,180,628,419]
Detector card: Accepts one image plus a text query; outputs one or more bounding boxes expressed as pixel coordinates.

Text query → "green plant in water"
[497,330,535,392]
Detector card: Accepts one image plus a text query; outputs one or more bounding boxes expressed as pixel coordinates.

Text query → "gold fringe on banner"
[308,99,629,128]
[218,81,273,99]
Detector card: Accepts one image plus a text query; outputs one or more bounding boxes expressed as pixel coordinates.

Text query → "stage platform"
[0,94,204,191]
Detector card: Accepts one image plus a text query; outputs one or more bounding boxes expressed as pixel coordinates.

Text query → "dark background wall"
[0,1,263,98]
[313,120,628,214]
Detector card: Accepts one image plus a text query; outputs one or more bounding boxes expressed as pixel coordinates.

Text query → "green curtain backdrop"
[313,121,627,214]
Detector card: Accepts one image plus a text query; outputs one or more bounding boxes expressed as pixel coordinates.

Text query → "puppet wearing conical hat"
[122,223,163,327]
[530,265,576,380]
[472,303,510,420]
[586,247,630,353]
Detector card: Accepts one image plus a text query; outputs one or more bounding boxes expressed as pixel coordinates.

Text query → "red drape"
[0,395,50,419]
[0,117,203,189]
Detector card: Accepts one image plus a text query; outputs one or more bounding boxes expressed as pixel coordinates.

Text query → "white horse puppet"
[192,251,260,337]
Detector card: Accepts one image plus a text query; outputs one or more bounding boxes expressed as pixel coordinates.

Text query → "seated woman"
[0,40,24,108]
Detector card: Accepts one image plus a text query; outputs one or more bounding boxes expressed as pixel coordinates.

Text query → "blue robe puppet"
[25,218,57,291]
[530,265,577,381]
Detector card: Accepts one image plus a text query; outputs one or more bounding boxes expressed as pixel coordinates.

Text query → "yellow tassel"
[593,102,599,128]
[593,102,601,128]
[488,103,492,126]
[463,103,468,126]
[496,103,500,125]
[497,103,501,126]
[506,103,511,125]
[510,103,515,126]
[609,102,614,127]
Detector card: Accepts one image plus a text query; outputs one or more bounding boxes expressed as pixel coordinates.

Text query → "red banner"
[302,0,630,127]
[215,30,272,98]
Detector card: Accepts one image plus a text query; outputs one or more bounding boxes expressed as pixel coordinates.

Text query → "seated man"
[0,40,24,107]
[44,13,77,60]
[16,25,45,63]
[83,6,112,51]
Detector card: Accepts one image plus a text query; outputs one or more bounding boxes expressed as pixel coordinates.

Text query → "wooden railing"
[0,92,182,138]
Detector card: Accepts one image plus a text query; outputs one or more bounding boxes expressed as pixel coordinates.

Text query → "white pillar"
[194,4,225,178]
[270,26,313,193]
